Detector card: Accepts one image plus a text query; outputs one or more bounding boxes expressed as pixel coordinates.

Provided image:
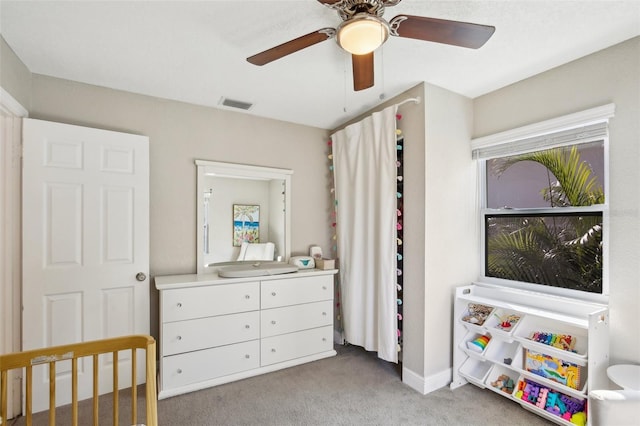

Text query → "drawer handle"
[322,312,327,316]
[177,369,183,374]
[322,286,327,290]
[176,335,182,340]
[322,338,327,342]
[245,354,250,359]
[271,292,276,296]
[245,324,250,329]
[176,302,182,308]
[271,348,276,353]
[271,320,276,325]
[245,295,251,299]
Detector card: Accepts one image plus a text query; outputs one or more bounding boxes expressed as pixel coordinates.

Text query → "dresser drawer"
[163,311,260,356]
[162,282,259,322]
[162,340,260,390]
[261,300,333,338]
[261,275,333,309]
[261,325,333,366]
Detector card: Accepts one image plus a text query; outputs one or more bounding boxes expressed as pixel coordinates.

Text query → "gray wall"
[422,84,477,385]
[474,36,640,364]
[0,36,32,109]
[331,83,478,392]
[27,74,332,273]
[2,60,332,339]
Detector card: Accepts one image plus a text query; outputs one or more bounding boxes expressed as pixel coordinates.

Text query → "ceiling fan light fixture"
[337,14,389,55]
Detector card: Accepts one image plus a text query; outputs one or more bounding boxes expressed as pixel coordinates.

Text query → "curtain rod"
[395,96,421,108]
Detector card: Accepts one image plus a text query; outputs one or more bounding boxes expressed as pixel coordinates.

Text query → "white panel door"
[22,118,149,413]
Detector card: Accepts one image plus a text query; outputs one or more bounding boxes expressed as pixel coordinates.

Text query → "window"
[472,105,613,297]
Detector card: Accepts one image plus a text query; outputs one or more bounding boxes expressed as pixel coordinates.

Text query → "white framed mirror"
[196,160,292,274]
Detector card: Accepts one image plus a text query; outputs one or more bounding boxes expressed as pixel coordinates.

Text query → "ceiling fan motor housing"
[327,0,400,21]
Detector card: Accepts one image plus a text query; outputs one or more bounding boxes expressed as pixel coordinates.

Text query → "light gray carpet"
[11,344,552,425]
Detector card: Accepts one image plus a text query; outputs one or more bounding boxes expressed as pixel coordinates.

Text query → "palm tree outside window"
[482,141,606,294]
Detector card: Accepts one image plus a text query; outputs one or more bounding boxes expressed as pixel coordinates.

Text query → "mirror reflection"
[196,160,292,274]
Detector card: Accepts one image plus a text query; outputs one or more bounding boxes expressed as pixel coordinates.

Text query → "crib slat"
[93,354,99,426]
[72,357,78,426]
[25,366,32,424]
[1,370,7,425]
[131,348,137,425]
[113,350,119,426]
[49,362,55,426]
[146,340,158,426]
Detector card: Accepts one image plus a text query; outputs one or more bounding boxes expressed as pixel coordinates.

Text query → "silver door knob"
[136,272,146,281]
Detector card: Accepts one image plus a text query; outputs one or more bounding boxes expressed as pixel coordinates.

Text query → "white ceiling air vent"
[220,97,253,110]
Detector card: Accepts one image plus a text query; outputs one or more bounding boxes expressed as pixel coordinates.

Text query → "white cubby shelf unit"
[451,283,609,426]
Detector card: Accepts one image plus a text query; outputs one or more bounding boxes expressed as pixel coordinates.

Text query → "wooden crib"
[0,334,158,426]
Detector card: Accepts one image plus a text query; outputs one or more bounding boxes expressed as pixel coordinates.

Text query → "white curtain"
[332,105,398,363]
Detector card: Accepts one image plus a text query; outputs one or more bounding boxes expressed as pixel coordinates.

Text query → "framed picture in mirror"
[233,204,260,246]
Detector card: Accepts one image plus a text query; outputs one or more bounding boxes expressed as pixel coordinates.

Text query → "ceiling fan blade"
[352,53,374,91]
[247,28,335,66]
[390,15,495,49]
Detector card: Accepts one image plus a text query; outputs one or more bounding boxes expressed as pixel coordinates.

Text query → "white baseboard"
[402,366,452,395]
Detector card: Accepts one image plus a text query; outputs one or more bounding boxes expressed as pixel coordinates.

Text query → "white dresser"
[155,269,337,399]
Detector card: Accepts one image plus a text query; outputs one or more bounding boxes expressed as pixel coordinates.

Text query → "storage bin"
[459,358,493,387]
[459,302,494,332]
[485,365,519,395]
[524,349,587,391]
[461,332,493,358]
[485,339,520,365]
[514,315,588,359]
[484,308,523,338]
[513,377,587,424]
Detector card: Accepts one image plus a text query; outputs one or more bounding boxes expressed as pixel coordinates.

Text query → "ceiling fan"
[247,0,495,91]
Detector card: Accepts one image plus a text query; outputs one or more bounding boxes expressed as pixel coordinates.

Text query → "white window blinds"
[471,104,615,160]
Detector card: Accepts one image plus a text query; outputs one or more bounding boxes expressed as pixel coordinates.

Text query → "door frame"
[0,86,28,419]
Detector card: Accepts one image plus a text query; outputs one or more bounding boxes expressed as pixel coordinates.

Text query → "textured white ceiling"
[2,1,639,129]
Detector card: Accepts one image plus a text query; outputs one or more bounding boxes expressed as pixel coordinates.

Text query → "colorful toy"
[490,374,515,394]
[516,379,587,423]
[494,313,521,331]
[546,391,559,411]
[462,303,493,326]
[536,388,548,409]
[570,412,587,426]
[466,335,491,353]
[525,350,581,389]
[526,382,539,403]
[529,331,576,352]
